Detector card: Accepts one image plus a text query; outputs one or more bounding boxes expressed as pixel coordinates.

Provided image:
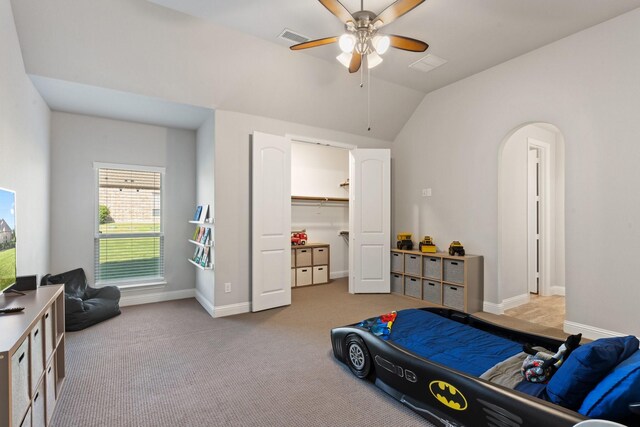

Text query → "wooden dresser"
[0,286,65,427]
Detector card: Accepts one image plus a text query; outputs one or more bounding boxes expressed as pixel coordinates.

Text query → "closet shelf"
[339,181,349,187]
[291,196,348,203]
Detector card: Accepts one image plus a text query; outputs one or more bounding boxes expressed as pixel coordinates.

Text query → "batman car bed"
[331,308,640,427]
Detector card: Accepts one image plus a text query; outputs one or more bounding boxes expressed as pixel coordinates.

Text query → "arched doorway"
[498,123,566,329]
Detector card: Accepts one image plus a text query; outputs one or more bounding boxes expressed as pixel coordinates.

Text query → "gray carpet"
[51,279,439,427]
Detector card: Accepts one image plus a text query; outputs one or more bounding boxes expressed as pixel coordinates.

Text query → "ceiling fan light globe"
[367,51,383,69]
[373,35,390,55]
[336,52,353,68]
[338,33,356,53]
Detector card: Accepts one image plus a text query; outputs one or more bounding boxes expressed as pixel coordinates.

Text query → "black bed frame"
[331,307,588,427]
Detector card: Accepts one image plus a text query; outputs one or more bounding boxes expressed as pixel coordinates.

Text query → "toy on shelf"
[291,230,308,246]
[419,236,437,253]
[449,241,465,256]
[396,233,414,250]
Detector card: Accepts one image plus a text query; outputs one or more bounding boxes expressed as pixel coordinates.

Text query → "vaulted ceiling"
[9,0,640,140]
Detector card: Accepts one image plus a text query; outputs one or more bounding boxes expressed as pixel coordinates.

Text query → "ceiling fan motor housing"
[350,10,378,55]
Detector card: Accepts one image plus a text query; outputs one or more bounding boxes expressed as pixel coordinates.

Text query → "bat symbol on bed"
[428,380,468,411]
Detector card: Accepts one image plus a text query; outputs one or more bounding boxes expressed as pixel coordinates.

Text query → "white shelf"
[188,239,213,248]
[189,219,214,225]
[188,258,213,270]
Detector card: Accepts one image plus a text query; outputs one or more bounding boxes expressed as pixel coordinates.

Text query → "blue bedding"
[388,309,523,376]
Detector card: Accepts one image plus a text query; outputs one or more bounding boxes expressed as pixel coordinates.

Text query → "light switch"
[422,188,432,197]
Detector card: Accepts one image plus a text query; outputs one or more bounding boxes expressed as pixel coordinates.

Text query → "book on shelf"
[196,226,205,242]
[198,204,209,223]
[200,247,210,267]
[193,205,202,221]
[192,246,200,260]
[200,227,210,245]
[194,246,203,263]
[192,226,200,241]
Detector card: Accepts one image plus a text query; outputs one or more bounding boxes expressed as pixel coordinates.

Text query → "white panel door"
[527,149,539,294]
[349,149,390,293]
[252,132,291,312]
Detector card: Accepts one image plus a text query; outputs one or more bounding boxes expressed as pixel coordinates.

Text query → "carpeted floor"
[51,279,567,427]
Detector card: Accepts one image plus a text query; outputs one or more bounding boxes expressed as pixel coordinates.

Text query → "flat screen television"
[0,188,17,294]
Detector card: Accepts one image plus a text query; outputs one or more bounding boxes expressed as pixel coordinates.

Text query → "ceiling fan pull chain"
[367,64,371,131]
[360,60,364,87]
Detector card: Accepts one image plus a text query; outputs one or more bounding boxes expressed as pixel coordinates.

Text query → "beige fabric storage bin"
[404,254,421,276]
[404,276,421,299]
[32,378,46,427]
[443,259,465,284]
[46,362,56,424]
[391,252,403,272]
[296,267,312,286]
[443,285,464,310]
[12,338,30,427]
[31,319,45,393]
[291,268,296,287]
[423,256,442,280]
[44,306,54,360]
[296,248,312,267]
[391,273,403,294]
[422,280,442,305]
[291,249,296,268]
[313,247,328,265]
[313,266,328,284]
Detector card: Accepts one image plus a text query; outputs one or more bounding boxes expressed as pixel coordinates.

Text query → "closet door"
[349,149,390,293]
[251,132,291,311]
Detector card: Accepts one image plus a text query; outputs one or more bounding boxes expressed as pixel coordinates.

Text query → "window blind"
[95,168,164,285]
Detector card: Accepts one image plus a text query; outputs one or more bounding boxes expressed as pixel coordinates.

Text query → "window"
[95,164,165,285]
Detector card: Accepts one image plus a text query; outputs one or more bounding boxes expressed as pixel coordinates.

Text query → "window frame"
[93,162,166,287]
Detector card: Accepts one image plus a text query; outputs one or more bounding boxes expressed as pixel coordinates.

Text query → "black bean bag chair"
[42,268,121,331]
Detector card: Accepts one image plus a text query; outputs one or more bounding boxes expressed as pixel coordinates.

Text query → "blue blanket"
[388,309,523,376]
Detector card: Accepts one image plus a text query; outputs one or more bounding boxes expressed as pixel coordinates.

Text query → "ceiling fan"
[290,0,428,73]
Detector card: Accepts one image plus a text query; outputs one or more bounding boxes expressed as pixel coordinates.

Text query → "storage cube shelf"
[390,249,484,313]
[291,243,330,287]
[1,285,66,427]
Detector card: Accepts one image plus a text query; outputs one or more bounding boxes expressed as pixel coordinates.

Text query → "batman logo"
[428,380,468,411]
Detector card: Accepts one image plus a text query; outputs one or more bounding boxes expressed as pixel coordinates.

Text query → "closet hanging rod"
[291,196,348,202]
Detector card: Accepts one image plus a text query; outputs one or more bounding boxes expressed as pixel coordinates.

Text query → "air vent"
[409,54,448,73]
[278,28,310,44]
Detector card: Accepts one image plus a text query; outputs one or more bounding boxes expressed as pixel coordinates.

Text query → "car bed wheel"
[345,335,371,379]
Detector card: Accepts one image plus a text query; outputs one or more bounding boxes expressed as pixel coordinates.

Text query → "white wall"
[392,9,640,337]
[49,112,196,302]
[499,124,564,305]
[214,110,390,311]
[195,114,215,314]
[291,142,349,278]
[0,0,50,280]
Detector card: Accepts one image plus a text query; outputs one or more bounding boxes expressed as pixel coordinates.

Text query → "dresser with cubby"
[0,285,65,427]
[391,249,483,313]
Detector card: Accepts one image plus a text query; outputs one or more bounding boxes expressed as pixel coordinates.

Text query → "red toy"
[291,232,308,246]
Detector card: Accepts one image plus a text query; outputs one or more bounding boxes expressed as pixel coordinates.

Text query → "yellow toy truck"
[396,233,413,250]
[419,236,437,253]
[449,241,465,256]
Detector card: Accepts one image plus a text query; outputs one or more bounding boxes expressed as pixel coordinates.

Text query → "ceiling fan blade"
[373,0,425,28]
[349,52,362,73]
[318,0,354,24]
[389,35,428,52]
[290,36,339,51]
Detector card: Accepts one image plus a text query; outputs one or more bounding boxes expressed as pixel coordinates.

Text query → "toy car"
[419,236,437,253]
[449,241,465,256]
[396,233,413,250]
[291,231,307,246]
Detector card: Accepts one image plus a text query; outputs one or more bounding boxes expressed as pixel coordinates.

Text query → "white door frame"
[527,138,551,296]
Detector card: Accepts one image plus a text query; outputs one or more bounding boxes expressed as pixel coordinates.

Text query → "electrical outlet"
[422,188,428,197]
[224,282,231,293]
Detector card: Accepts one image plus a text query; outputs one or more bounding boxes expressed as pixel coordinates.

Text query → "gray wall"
[49,112,196,298]
[392,9,640,336]
[214,110,391,309]
[0,0,50,279]
[195,114,215,309]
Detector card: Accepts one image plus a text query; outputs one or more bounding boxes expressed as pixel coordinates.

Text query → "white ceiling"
[149,0,640,94]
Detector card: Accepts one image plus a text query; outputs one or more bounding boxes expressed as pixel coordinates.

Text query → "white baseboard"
[564,320,625,340]
[214,302,251,318]
[550,286,565,296]
[330,270,348,279]
[120,288,195,307]
[195,289,215,317]
[482,293,530,315]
